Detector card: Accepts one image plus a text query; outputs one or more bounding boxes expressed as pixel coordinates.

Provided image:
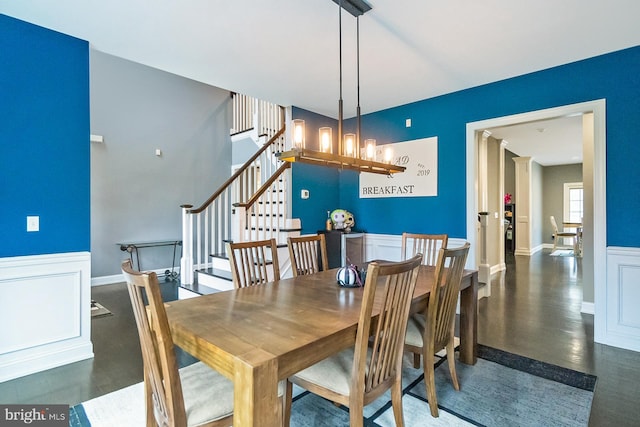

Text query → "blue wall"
[291,107,365,233]
[1,15,90,257]
[293,46,640,246]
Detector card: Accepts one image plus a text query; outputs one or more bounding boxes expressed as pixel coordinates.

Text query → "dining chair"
[401,232,448,266]
[287,234,328,277]
[550,215,578,253]
[226,238,280,288]
[121,260,234,427]
[284,254,424,427]
[404,242,470,417]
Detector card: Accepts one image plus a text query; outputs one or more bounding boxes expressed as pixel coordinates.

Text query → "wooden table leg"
[234,353,280,427]
[458,271,478,365]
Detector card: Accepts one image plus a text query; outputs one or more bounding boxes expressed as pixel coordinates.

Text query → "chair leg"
[348,398,364,427]
[413,351,421,369]
[552,233,558,252]
[391,377,405,427]
[423,350,439,417]
[446,340,460,391]
[284,380,293,427]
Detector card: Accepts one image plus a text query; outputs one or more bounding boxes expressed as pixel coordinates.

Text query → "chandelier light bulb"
[292,119,305,149]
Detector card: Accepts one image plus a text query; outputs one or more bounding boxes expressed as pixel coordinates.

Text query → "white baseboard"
[92,267,177,286]
[491,263,506,275]
[581,301,595,315]
[514,244,546,256]
[92,273,123,286]
[478,283,491,299]
[531,244,545,254]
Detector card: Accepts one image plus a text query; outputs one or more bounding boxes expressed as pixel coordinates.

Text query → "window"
[563,182,583,224]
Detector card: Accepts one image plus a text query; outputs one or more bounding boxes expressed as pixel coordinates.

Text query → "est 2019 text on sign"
[359,136,438,198]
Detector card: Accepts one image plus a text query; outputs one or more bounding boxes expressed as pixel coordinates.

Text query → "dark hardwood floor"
[478,251,640,426]
[1,251,639,425]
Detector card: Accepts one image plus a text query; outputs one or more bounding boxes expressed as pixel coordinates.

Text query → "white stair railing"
[234,162,291,243]
[231,93,253,134]
[231,93,284,140]
[181,96,287,285]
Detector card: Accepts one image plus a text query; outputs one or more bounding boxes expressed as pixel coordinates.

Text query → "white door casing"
[466,100,615,348]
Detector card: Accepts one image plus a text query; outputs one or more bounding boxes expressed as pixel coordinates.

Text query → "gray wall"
[531,161,544,248]
[542,163,583,244]
[90,50,232,277]
[232,135,260,166]
[504,149,517,199]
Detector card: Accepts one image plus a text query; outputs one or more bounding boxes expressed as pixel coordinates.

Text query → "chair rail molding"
[0,252,94,382]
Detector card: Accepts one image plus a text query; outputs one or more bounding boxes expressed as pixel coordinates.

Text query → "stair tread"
[197,267,232,281]
[250,227,302,232]
[180,282,220,295]
[211,252,229,260]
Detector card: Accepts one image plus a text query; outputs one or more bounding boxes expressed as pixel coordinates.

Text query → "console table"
[117,239,182,280]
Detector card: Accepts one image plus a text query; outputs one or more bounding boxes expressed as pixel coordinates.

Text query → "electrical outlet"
[27,216,39,232]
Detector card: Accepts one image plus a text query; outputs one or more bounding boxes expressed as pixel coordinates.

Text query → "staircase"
[180,94,300,291]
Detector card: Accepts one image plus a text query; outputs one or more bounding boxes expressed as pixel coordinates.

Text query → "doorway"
[465,100,607,343]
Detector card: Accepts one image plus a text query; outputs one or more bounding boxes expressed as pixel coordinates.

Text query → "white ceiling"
[488,115,584,166]
[2,0,639,165]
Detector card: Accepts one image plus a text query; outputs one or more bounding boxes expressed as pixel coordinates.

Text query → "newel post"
[233,205,247,243]
[181,204,194,285]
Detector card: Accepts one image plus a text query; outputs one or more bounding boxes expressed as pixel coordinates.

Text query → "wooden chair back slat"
[122,260,187,427]
[287,234,328,277]
[227,238,280,288]
[353,255,423,397]
[408,242,470,417]
[428,243,470,350]
[401,233,448,266]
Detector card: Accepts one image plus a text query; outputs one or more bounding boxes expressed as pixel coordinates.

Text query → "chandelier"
[277,0,405,175]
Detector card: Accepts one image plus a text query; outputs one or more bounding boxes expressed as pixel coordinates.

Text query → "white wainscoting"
[604,247,640,352]
[364,233,469,263]
[0,252,94,382]
[365,234,486,299]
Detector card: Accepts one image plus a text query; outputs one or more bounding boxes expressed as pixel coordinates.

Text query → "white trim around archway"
[465,99,607,345]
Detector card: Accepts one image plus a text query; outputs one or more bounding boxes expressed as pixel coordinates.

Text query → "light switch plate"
[27,216,39,232]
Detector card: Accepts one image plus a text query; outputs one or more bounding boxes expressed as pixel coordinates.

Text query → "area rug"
[550,249,575,257]
[69,345,596,426]
[90,300,112,318]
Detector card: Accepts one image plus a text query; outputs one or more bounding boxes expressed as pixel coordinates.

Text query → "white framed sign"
[359,136,438,198]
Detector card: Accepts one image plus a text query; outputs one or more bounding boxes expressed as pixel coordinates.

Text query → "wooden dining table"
[165,265,478,427]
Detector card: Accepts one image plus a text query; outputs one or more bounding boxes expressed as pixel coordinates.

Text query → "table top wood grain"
[166,265,478,427]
